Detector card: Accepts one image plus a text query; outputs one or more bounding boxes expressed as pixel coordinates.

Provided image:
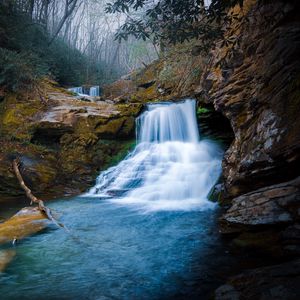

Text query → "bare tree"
[48,0,80,45]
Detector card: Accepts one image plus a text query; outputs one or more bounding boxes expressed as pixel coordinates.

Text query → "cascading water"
[68,86,83,94]
[87,99,222,212]
[68,86,100,97]
[89,86,100,96]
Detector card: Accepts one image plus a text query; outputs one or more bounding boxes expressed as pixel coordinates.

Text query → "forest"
[0,0,159,90]
[0,0,299,299]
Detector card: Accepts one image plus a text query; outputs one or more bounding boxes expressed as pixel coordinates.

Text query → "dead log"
[12,158,68,231]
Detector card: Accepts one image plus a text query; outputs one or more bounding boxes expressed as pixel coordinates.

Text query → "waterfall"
[89,86,100,97]
[68,87,83,95]
[68,86,100,97]
[137,101,199,143]
[87,99,222,212]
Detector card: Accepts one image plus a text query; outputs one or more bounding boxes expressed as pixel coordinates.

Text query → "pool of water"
[0,196,237,300]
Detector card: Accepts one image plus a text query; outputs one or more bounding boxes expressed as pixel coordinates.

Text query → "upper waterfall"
[87,99,222,212]
[68,86,100,97]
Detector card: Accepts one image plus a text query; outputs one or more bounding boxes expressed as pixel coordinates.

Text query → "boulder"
[215,259,300,300]
[221,177,300,228]
[0,207,48,245]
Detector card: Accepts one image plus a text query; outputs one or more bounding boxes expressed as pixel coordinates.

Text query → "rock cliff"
[199,0,300,296]
[201,0,300,244]
[202,0,300,199]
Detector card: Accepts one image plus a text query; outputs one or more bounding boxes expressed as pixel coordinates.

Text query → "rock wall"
[202,0,300,199]
[200,0,300,295]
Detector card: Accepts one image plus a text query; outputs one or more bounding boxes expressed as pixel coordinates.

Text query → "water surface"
[1,197,236,300]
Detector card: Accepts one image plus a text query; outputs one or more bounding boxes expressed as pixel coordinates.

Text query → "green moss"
[116,103,143,116]
[135,85,158,102]
[104,140,136,169]
[197,107,211,115]
[95,118,125,137]
[0,94,43,141]
[35,163,57,184]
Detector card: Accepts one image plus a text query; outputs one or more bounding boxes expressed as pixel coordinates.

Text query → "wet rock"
[220,177,300,258]
[215,259,300,300]
[0,207,48,245]
[280,224,300,256]
[201,0,300,198]
[215,284,240,300]
[221,177,300,228]
[231,230,282,257]
[95,117,135,139]
[31,122,74,145]
[209,183,229,204]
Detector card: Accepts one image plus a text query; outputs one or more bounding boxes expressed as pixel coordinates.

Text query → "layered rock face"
[0,80,141,198]
[202,0,300,199]
[201,0,300,296]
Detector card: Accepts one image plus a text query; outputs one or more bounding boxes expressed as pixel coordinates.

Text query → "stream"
[0,100,239,299]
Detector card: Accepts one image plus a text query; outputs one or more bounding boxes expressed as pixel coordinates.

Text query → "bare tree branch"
[12,158,68,231]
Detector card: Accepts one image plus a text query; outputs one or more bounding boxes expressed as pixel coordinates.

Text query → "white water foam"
[89,86,100,96]
[68,86,84,94]
[68,86,100,97]
[86,99,222,212]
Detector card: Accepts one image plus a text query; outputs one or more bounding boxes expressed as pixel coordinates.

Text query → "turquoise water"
[0,196,235,300]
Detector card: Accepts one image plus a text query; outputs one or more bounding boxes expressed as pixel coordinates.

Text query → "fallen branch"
[12,158,68,231]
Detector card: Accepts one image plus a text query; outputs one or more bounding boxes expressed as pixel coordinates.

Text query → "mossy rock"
[94,117,135,139]
[116,103,143,116]
[0,94,44,141]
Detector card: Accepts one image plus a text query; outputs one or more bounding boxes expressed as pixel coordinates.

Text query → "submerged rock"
[0,249,16,272]
[0,207,50,273]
